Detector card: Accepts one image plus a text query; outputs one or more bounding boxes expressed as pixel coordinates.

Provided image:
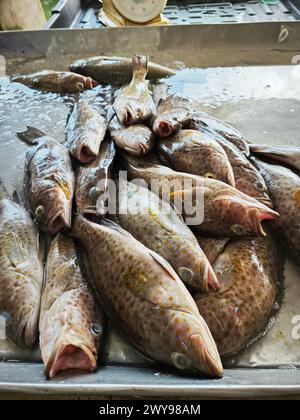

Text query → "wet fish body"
[67,101,107,163]
[196,237,231,266]
[75,138,116,216]
[0,185,43,348]
[72,216,223,377]
[40,234,104,378]
[20,127,75,235]
[252,157,300,257]
[115,178,219,292]
[157,129,235,186]
[250,144,300,173]
[70,56,175,85]
[194,234,282,356]
[12,70,98,93]
[113,55,156,126]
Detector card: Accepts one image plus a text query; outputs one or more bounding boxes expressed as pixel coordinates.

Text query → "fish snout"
[189,332,224,378]
[153,119,174,138]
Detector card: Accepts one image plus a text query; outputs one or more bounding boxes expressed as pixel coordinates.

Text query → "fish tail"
[132,55,149,82]
[17,126,45,145]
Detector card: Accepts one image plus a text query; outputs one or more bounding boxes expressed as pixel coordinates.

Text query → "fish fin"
[132,55,149,82]
[0,178,8,200]
[17,126,45,145]
[98,218,134,238]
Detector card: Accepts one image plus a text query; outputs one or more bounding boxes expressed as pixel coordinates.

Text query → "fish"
[194,234,282,356]
[39,234,104,378]
[69,56,175,85]
[252,157,300,258]
[152,95,194,138]
[198,126,272,208]
[12,70,98,93]
[113,55,156,126]
[114,177,219,292]
[18,126,75,235]
[250,144,300,173]
[0,181,44,348]
[121,153,279,237]
[108,108,155,156]
[75,138,116,217]
[157,129,235,186]
[196,237,231,266]
[72,216,223,378]
[191,111,250,156]
[66,100,107,163]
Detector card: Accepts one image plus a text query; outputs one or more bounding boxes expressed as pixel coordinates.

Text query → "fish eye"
[231,224,246,236]
[91,323,102,336]
[76,82,84,92]
[89,187,100,200]
[178,267,194,283]
[255,181,266,191]
[205,172,217,180]
[171,352,191,370]
[35,205,45,220]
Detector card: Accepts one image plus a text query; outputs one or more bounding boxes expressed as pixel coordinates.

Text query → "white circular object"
[112,0,167,24]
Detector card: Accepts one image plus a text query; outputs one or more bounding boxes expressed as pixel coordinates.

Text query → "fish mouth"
[154,120,173,138]
[48,210,71,235]
[257,196,274,209]
[77,145,96,163]
[248,207,279,236]
[205,264,220,292]
[47,343,97,378]
[84,77,98,89]
[190,333,224,378]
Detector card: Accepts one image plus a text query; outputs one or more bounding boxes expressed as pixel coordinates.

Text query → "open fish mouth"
[47,209,71,235]
[154,120,174,138]
[47,343,97,378]
[248,208,279,236]
[77,144,96,164]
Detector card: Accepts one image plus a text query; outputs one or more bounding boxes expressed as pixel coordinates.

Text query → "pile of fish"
[2,54,299,379]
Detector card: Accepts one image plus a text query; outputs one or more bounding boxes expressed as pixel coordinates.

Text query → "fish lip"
[77,144,96,163]
[154,120,174,138]
[46,342,97,378]
[190,333,224,378]
[248,207,279,236]
[47,210,71,235]
[206,264,220,292]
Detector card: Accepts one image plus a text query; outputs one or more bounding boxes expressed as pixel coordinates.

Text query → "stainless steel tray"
[0,23,300,397]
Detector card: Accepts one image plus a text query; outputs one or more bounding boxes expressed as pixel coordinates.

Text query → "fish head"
[153,115,180,138]
[235,169,272,208]
[40,286,102,378]
[33,175,72,235]
[116,101,152,127]
[163,309,223,378]
[67,74,98,92]
[117,125,155,156]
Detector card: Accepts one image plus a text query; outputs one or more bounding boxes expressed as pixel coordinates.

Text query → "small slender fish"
[12,70,98,93]
[66,100,107,163]
[194,234,282,356]
[75,138,116,217]
[114,178,219,292]
[250,144,300,173]
[108,108,155,156]
[70,56,175,85]
[157,129,235,186]
[72,216,223,378]
[121,153,279,237]
[18,127,75,235]
[0,180,44,348]
[40,234,104,378]
[252,157,300,258]
[113,55,156,126]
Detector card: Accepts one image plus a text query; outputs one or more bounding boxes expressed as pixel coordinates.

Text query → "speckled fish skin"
[0,184,43,348]
[252,158,300,257]
[157,129,235,186]
[121,153,279,237]
[108,110,155,156]
[69,56,175,85]
[75,138,115,216]
[250,144,300,173]
[197,126,272,208]
[66,101,107,163]
[40,234,104,378]
[194,234,282,356]
[72,216,223,378]
[196,237,231,266]
[113,55,156,126]
[21,128,75,235]
[12,70,98,93]
[191,112,250,156]
[152,95,194,138]
[115,178,219,292]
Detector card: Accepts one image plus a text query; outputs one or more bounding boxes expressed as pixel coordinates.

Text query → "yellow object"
[99,0,170,27]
